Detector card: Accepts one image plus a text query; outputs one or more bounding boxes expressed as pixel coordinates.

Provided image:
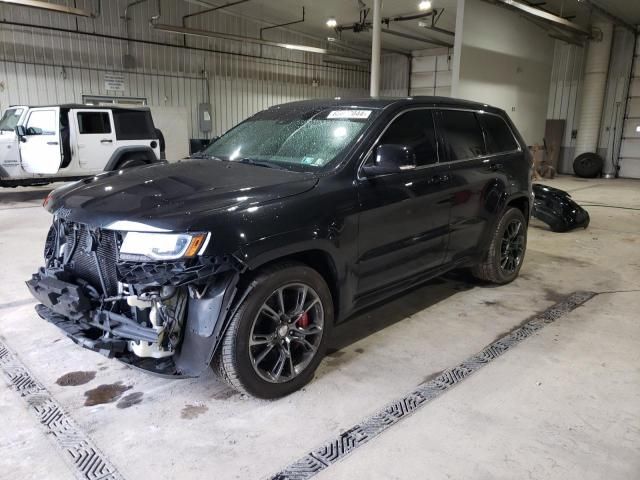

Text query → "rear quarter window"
[112,110,155,140]
[478,113,519,154]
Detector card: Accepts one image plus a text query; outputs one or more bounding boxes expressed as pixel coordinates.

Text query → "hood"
[46,159,318,231]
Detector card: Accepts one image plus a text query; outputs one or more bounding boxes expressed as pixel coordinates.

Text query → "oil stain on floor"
[56,371,96,387]
[181,404,208,419]
[84,382,132,406]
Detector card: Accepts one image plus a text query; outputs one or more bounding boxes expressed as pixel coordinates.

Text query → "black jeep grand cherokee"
[27,97,532,398]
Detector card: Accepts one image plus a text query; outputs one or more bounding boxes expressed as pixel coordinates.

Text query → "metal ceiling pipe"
[152,22,335,55]
[382,28,453,47]
[370,0,382,97]
[574,21,614,164]
[0,0,94,17]
[489,0,591,37]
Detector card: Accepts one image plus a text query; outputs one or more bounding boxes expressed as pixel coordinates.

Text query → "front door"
[356,109,452,296]
[72,109,116,170]
[19,107,62,174]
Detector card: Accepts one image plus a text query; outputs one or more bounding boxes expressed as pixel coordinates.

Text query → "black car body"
[27,97,533,398]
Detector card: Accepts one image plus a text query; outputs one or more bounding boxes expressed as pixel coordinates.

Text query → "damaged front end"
[26,218,242,377]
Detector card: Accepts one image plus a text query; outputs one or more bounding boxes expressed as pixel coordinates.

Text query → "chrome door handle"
[47,141,59,145]
[100,139,113,143]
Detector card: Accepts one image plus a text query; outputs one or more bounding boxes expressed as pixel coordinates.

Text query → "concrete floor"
[0,176,638,480]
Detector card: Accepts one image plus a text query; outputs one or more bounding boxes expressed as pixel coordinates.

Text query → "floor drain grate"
[0,340,124,480]
[269,291,596,480]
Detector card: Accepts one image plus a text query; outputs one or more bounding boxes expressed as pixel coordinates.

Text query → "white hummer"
[0,104,164,187]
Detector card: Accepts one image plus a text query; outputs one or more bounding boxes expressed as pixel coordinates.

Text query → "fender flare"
[104,146,159,171]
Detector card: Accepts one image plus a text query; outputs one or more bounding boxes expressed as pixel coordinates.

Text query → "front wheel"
[472,207,527,284]
[212,263,333,399]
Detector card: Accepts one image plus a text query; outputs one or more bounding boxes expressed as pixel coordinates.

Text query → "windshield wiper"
[190,152,225,161]
[235,158,283,170]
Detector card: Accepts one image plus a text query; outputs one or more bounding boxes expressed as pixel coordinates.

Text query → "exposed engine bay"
[26,217,241,377]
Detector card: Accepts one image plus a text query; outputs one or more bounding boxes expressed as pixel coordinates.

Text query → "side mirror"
[15,125,26,141]
[361,144,416,177]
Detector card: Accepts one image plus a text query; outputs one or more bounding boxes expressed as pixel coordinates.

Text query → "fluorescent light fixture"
[326,17,338,28]
[282,44,327,54]
[0,0,92,16]
[418,0,432,11]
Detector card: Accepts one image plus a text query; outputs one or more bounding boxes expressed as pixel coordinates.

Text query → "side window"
[25,110,57,136]
[437,110,486,161]
[77,112,111,134]
[377,110,438,166]
[112,110,154,140]
[478,113,519,154]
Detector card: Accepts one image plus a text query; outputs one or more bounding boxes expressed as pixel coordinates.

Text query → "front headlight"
[120,232,210,261]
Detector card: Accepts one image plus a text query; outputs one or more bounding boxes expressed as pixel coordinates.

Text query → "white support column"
[574,21,613,159]
[370,0,382,97]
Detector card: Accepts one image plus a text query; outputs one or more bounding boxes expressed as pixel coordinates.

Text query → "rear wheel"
[472,207,527,284]
[212,263,333,399]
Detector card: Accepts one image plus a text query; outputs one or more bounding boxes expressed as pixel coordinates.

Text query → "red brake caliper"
[297,311,310,328]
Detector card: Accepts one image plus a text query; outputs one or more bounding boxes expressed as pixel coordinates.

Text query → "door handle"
[46,141,59,145]
[488,162,503,171]
[428,173,450,185]
[100,139,113,144]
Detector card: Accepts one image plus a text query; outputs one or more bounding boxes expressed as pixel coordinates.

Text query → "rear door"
[73,109,116,171]
[435,109,511,262]
[19,107,62,174]
[356,109,453,296]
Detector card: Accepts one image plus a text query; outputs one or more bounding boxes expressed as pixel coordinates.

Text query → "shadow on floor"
[0,187,54,205]
[328,271,476,353]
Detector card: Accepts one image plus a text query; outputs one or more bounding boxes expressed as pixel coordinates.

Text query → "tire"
[573,152,603,178]
[472,207,527,284]
[117,155,148,169]
[212,262,333,399]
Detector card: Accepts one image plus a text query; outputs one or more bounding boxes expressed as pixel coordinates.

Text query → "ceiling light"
[418,0,432,11]
[326,17,337,28]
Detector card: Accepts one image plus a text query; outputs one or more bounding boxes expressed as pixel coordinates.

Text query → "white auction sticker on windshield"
[327,110,372,119]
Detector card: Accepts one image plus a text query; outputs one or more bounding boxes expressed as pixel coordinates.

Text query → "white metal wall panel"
[380,54,409,97]
[410,47,453,97]
[0,0,369,143]
[618,33,640,179]
[547,28,635,175]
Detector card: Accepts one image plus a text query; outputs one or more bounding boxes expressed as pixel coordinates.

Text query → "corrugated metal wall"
[380,53,410,97]
[618,33,640,178]
[0,0,369,139]
[546,27,635,174]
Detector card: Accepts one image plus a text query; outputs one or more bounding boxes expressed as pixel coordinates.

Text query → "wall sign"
[103,72,125,92]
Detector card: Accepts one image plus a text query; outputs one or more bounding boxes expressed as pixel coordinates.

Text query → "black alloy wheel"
[213,263,333,399]
[500,219,525,274]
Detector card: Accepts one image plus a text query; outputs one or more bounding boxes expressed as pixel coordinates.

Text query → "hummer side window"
[378,109,438,166]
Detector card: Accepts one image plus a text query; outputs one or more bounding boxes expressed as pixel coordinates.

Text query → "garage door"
[618,35,640,179]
